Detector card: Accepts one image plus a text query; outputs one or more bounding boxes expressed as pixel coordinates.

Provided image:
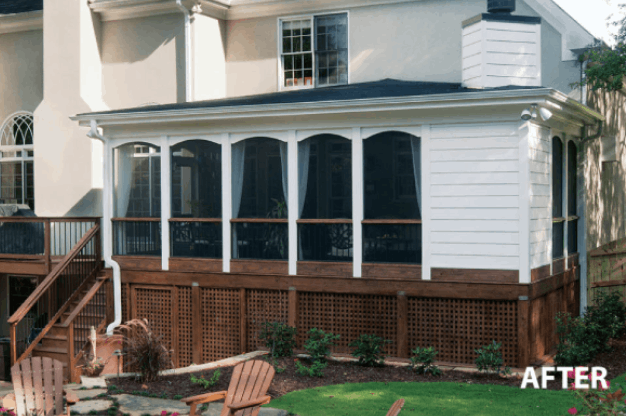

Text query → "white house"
[1,0,623,378]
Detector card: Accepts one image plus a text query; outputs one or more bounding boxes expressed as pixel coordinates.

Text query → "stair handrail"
[8,223,102,365]
[8,224,100,324]
[61,275,112,382]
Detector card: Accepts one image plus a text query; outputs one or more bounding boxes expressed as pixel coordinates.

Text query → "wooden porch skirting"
[113,256,579,369]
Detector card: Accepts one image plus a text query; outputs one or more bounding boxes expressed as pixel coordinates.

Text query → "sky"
[552,0,623,44]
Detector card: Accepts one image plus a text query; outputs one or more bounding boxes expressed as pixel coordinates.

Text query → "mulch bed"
[106,332,626,400]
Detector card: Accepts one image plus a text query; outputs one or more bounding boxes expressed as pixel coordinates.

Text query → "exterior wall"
[429,122,520,270]
[225,0,582,97]
[0,274,7,338]
[0,29,43,125]
[584,89,626,251]
[529,124,551,269]
[101,13,185,108]
[193,14,227,101]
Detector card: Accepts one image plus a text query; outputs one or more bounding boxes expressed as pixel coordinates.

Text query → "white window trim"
[277,10,350,91]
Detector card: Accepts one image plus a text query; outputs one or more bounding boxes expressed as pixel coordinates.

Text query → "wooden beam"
[239,288,247,354]
[591,278,626,288]
[517,299,530,368]
[430,268,518,284]
[192,285,202,364]
[397,292,408,359]
[288,288,298,329]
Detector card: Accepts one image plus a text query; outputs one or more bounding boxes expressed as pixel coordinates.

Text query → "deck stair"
[7,223,110,382]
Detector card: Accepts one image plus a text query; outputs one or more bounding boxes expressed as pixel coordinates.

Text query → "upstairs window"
[280,13,348,89]
[552,137,564,259]
[0,113,34,210]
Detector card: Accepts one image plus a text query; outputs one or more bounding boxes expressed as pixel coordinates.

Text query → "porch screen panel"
[170,140,222,259]
[567,141,578,254]
[299,135,352,262]
[232,137,288,260]
[113,143,162,256]
[363,132,422,264]
[552,137,564,259]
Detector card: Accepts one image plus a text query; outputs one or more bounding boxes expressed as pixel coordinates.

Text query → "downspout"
[175,0,193,102]
[88,119,122,335]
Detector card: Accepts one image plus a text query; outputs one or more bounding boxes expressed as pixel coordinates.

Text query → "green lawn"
[266,371,626,416]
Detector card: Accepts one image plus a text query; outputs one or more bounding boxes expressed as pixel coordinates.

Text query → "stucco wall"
[584,89,626,251]
[193,14,227,101]
[0,29,43,126]
[225,0,583,97]
[101,13,185,108]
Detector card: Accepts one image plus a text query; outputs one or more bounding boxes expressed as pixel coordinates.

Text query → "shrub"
[294,359,327,378]
[349,334,391,367]
[474,341,511,377]
[303,328,340,362]
[555,291,626,367]
[190,369,221,390]
[173,395,183,400]
[410,346,441,376]
[555,312,599,366]
[259,321,297,358]
[115,319,173,382]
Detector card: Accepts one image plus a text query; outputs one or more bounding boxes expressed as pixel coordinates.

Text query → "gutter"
[88,120,123,335]
[175,0,194,102]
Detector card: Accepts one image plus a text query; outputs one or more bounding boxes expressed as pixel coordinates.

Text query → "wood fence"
[588,237,626,305]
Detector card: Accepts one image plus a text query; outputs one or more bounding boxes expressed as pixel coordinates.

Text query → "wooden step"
[32,347,69,365]
[41,335,68,350]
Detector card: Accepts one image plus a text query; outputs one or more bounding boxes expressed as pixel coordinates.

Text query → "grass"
[266,381,579,416]
[267,372,626,416]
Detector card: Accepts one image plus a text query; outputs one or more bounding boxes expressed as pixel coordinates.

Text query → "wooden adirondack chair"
[181,360,275,416]
[8,357,79,416]
[386,398,405,416]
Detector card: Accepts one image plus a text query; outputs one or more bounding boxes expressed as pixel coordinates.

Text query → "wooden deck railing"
[0,217,99,272]
[8,223,102,365]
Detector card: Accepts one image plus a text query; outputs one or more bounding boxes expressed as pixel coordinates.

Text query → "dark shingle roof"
[0,0,43,15]
[82,79,540,117]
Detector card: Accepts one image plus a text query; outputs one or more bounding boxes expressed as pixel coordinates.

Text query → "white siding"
[429,123,520,270]
[529,125,551,268]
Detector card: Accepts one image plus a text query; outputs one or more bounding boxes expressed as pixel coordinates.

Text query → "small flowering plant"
[0,407,16,416]
[567,373,626,415]
[160,412,179,416]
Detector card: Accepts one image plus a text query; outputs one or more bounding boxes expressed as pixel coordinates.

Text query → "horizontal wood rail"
[362,219,422,224]
[0,217,100,222]
[111,217,160,222]
[9,223,102,366]
[231,218,287,223]
[169,218,222,223]
[297,219,352,224]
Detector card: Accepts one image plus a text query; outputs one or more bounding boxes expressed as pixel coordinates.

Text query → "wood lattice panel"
[178,286,193,367]
[121,283,129,323]
[408,298,517,365]
[201,288,240,362]
[133,287,176,364]
[298,292,397,354]
[246,290,288,352]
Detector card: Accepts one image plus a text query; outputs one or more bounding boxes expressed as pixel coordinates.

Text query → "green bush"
[304,328,340,362]
[295,359,327,377]
[190,369,221,390]
[410,346,441,376]
[555,291,626,367]
[259,321,297,358]
[474,341,511,376]
[349,334,391,367]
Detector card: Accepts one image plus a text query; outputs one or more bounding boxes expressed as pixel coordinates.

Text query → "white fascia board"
[90,0,229,21]
[524,0,596,61]
[0,10,43,35]
[72,88,604,128]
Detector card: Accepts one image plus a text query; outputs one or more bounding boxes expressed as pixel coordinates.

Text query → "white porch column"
[518,122,531,284]
[352,128,363,278]
[288,130,298,275]
[103,140,113,264]
[421,125,432,280]
[160,136,171,270]
[222,134,232,272]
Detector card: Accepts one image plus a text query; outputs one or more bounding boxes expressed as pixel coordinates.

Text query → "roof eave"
[0,9,43,35]
[71,88,604,128]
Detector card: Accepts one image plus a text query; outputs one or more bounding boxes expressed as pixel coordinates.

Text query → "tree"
[578,4,626,92]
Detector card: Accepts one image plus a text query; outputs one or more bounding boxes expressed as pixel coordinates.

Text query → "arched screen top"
[1,113,33,147]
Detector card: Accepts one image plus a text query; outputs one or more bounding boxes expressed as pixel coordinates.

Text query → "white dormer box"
[462,13,542,89]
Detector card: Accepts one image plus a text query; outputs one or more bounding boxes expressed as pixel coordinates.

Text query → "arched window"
[113,143,161,256]
[567,141,578,254]
[298,134,352,262]
[170,140,222,259]
[232,137,288,260]
[552,137,564,259]
[363,132,421,264]
[0,112,34,209]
